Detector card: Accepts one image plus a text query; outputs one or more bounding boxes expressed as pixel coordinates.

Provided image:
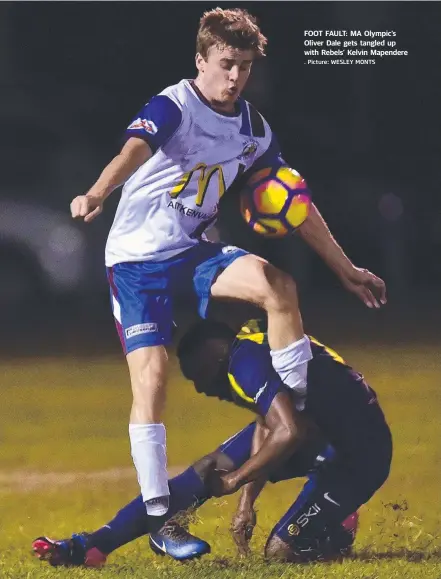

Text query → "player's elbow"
[120,137,152,169]
[273,420,305,451]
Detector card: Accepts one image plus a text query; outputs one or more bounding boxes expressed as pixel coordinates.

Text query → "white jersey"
[105,79,279,266]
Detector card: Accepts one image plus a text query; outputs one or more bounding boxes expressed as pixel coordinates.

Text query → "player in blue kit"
[70,7,386,517]
[33,319,392,567]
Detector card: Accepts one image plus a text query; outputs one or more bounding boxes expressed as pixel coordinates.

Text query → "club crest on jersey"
[238,140,258,161]
[128,118,158,135]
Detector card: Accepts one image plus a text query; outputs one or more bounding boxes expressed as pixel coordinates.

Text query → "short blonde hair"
[196,7,267,59]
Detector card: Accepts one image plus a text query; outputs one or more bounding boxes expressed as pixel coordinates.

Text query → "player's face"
[195,45,254,112]
[184,339,233,401]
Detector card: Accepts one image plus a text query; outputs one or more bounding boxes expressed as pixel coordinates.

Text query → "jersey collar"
[188,80,242,118]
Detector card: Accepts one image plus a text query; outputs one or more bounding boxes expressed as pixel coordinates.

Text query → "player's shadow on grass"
[353,548,441,562]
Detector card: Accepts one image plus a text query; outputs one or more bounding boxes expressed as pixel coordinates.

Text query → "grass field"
[1,345,440,578]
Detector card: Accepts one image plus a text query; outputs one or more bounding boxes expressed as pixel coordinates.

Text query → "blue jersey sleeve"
[229,340,284,416]
[125,95,182,153]
[250,133,286,173]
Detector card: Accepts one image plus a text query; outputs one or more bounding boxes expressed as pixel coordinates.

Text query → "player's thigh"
[210,253,295,308]
[309,370,392,488]
[107,262,174,354]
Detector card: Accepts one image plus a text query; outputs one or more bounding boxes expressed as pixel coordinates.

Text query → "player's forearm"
[238,420,269,507]
[85,153,141,203]
[238,479,266,510]
[297,203,355,278]
[86,139,151,203]
[231,425,301,488]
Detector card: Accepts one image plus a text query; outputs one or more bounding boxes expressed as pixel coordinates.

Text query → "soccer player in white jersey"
[70,8,386,517]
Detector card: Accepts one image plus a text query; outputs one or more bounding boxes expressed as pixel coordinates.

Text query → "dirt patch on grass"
[0,466,185,493]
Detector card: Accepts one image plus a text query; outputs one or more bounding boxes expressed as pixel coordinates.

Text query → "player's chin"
[221,89,239,102]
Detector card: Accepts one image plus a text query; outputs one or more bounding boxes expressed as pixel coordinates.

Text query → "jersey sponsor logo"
[141,119,158,134]
[127,118,144,130]
[125,323,158,338]
[170,163,226,208]
[296,504,321,528]
[238,139,258,161]
[287,523,300,536]
[167,200,214,220]
[127,118,158,134]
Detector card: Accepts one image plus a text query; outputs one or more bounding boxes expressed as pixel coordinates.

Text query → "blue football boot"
[32,533,107,567]
[149,521,211,561]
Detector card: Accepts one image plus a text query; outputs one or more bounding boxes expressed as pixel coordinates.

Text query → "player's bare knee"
[259,262,297,314]
[128,346,168,420]
[129,346,168,385]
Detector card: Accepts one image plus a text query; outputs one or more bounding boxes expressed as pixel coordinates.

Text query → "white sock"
[270,336,313,410]
[129,423,170,516]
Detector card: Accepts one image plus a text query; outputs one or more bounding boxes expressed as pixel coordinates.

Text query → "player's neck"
[192,78,236,114]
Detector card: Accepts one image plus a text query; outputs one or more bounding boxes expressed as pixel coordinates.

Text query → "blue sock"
[271,472,357,545]
[89,467,208,553]
[90,495,146,554]
[148,467,208,533]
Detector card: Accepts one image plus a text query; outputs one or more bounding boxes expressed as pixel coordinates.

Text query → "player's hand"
[70,195,103,223]
[207,470,240,497]
[230,503,256,557]
[340,267,387,309]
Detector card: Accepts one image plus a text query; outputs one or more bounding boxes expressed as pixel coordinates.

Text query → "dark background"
[1,1,440,356]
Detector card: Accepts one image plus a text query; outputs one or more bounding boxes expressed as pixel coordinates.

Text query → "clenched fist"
[70,195,103,223]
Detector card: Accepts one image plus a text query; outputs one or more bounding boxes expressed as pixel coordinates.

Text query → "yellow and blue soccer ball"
[240,165,312,237]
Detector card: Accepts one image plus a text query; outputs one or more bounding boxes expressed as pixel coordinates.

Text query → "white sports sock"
[129,423,170,516]
[270,336,313,410]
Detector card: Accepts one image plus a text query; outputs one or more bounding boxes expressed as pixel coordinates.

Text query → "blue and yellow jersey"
[227,319,354,416]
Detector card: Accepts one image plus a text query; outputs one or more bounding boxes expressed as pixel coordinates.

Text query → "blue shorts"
[106,241,248,354]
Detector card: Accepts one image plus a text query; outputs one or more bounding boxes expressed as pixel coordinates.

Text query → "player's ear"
[195,53,205,73]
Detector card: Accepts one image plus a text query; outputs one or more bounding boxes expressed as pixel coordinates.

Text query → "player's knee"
[256,262,297,313]
[127,346,168,415]
[355,436,392,500]
[192,450,234,483]
[368,445,392,495]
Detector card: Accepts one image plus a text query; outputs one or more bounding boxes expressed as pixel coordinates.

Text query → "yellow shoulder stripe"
[236,319,266,345]
[228,372,255,404]
[309,336,346,365]
[236,331,265,345]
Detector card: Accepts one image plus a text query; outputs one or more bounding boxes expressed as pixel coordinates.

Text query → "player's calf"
[127,345,170,516]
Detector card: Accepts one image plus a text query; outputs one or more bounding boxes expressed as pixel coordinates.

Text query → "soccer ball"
[240,166,312,237]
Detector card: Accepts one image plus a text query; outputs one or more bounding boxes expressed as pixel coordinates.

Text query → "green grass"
[0,346,440,578]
